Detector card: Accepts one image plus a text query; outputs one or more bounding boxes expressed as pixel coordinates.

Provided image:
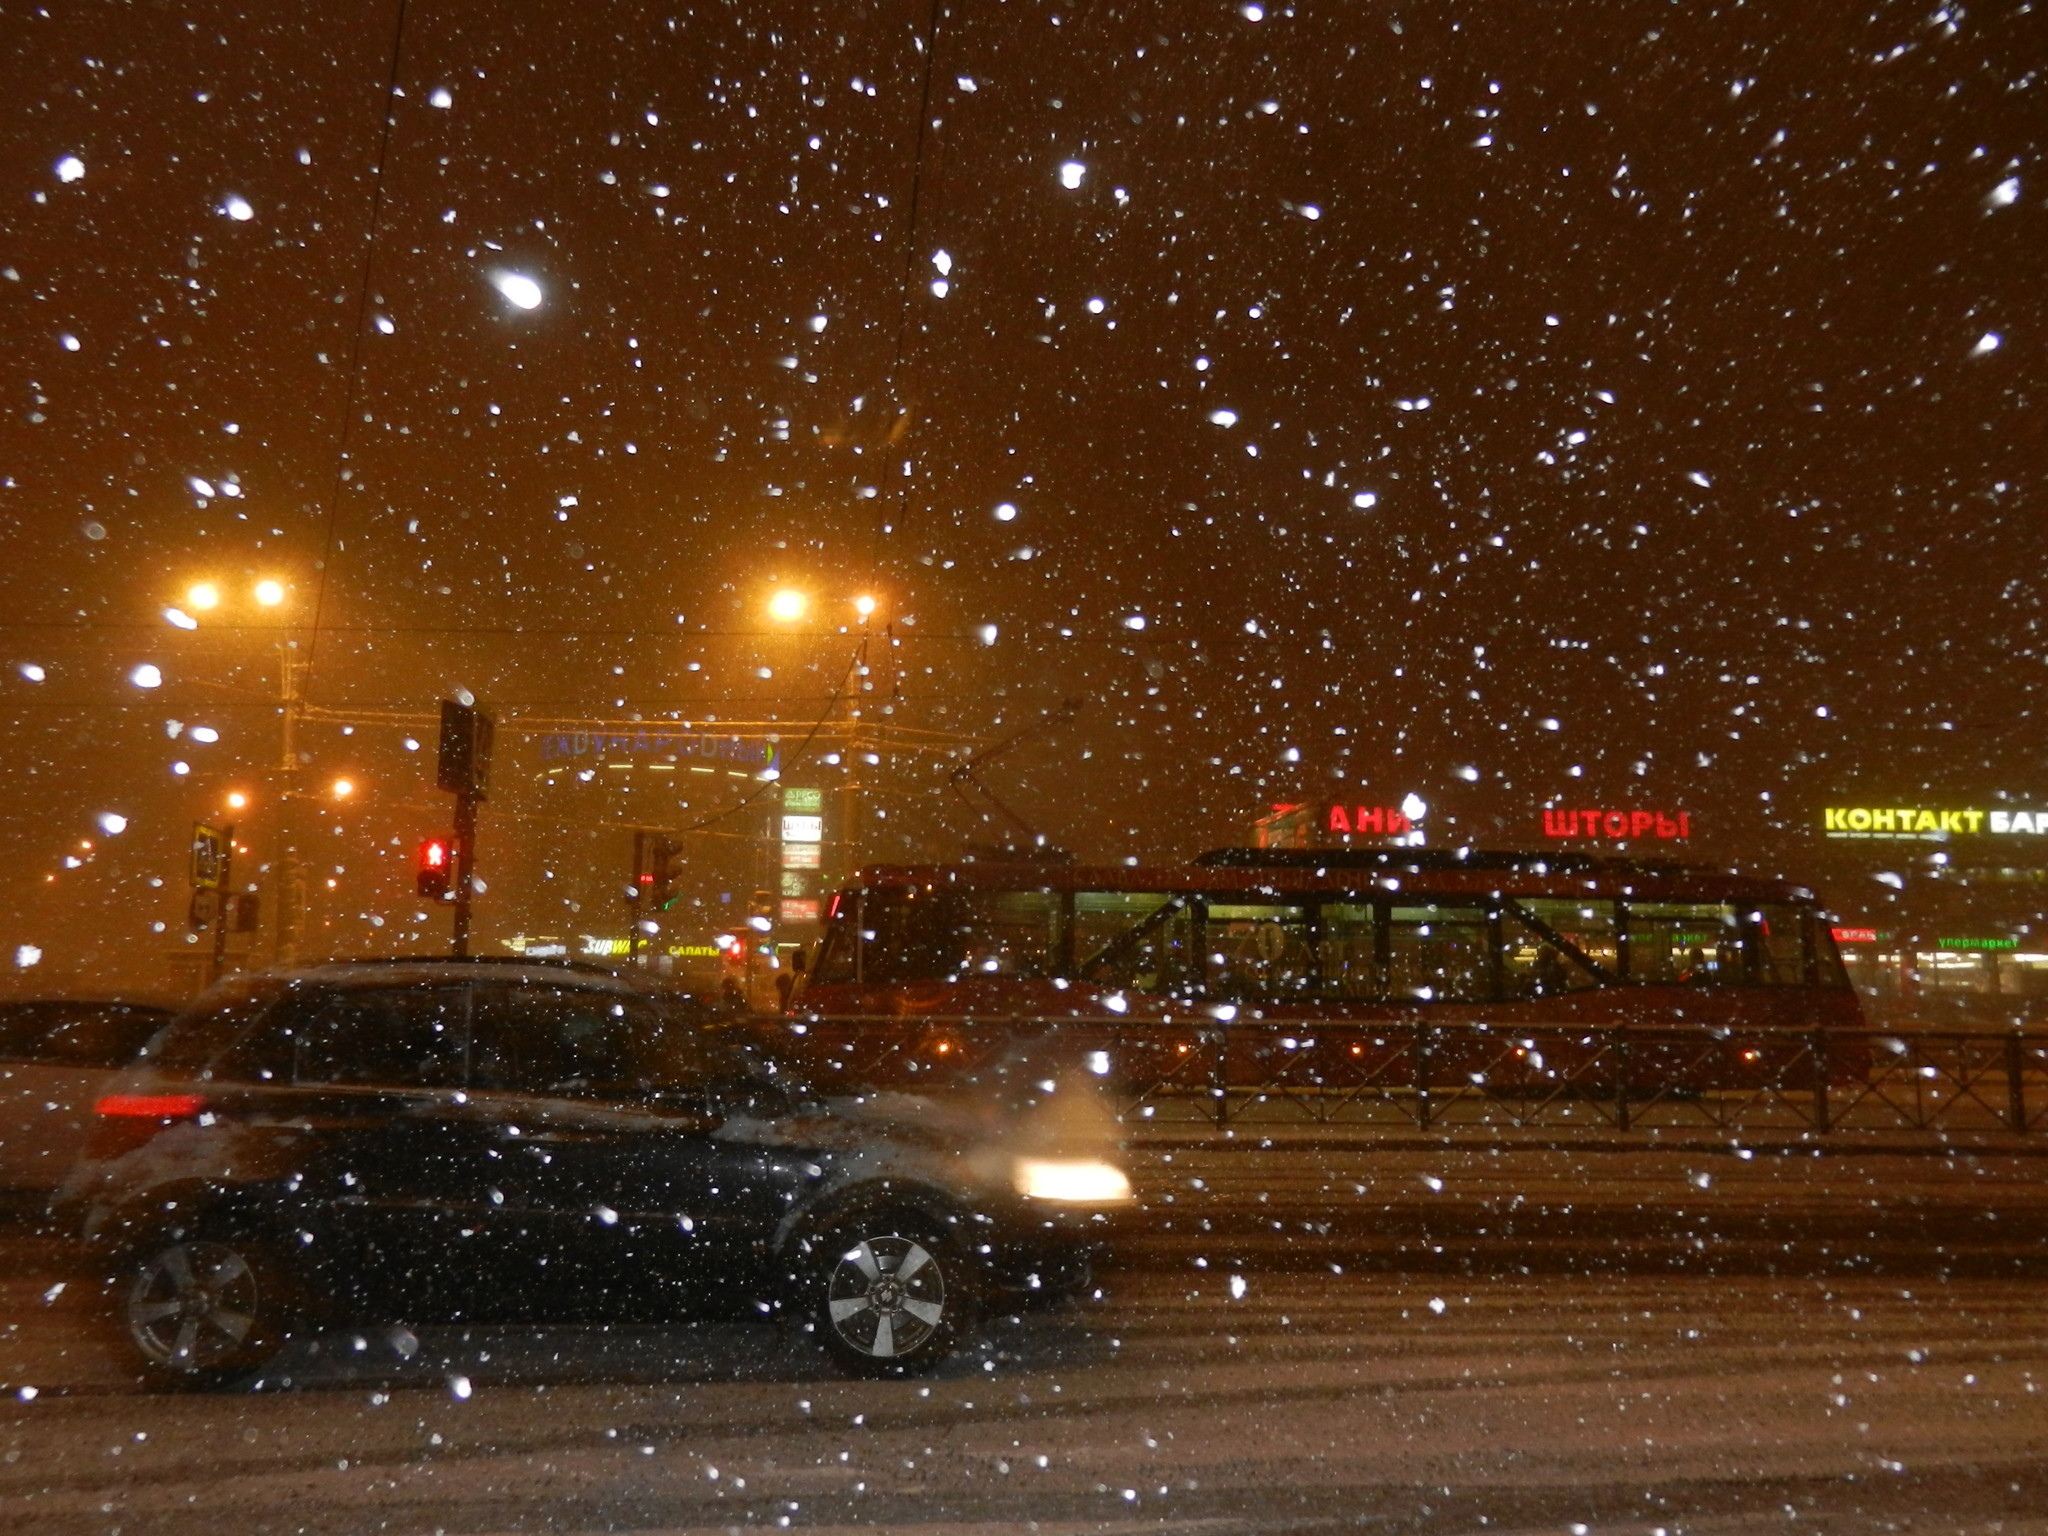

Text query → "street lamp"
[767,587,808,623]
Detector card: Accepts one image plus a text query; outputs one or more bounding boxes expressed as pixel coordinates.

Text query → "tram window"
[1626,902,1738,985]
[807,903,859,986]
[1387,904,1493,1002]
[1812,919,1851,987]
[1073,892,1196,993]
[1750,904,1811,986]
[1501,904,1606,998]
[1318,902,1382,1000]
[859,888,949,984]
[943,890,1060,979]
[1205,902,1315,1000]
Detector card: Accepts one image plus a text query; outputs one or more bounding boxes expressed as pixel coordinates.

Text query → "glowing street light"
[187,582,221,611]
[854,594,879,620]
[331,778,354,799]
[253,579,286,607]
[226,791,249,810]
[767,588,808,622]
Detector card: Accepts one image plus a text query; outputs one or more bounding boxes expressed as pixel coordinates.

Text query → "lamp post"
[765,586,886,885]
[174,577,307,964]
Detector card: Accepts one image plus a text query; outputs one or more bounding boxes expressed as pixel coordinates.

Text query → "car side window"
[33,1007,169,1069]
[0,1004,165,1068]
[292,987,468,1088]
[469,987,688,1098]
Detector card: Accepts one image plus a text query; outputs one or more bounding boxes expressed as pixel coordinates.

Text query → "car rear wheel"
[806,1210,974,1377]
[117,1235,296,1389]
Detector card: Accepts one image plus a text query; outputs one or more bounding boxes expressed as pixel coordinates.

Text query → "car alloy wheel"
[122,1238,282,1384]
[812,1215,969,1374]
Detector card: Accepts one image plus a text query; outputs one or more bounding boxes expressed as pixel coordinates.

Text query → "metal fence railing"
[769,1014,2048,1140]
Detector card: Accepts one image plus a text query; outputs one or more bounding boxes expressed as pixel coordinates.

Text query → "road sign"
[190,824,226,890]
[188,888,219,931]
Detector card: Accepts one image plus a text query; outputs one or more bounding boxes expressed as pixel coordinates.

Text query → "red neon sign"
[1328,805,1413,837]
[1542,808,1691,841]
[1832,927,1879,944]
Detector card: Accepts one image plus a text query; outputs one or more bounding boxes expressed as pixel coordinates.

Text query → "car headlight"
[1012,1157,1133,1204]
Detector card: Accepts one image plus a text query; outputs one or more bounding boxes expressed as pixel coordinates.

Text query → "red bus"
[779,849,1867,1111]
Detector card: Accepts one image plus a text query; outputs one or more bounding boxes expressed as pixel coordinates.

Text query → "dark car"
[60,959,1130,1387]
[0,999,174,1196]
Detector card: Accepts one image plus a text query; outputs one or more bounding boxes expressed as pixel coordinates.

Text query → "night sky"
[1,0,2039,990]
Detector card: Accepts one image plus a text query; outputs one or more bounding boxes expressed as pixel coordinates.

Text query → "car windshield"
[1,3,2035,1530]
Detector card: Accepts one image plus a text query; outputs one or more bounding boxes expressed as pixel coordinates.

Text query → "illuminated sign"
[781,842,820,869]
[1327,805,1415,837]
[782,786,824,813]
[1823,807,2048,838]
[1831,927,1880,944]
[781,814,823,843]
[1937,936,2019,951]
[1542,808,1691,841]
[780,898,821,925]
[540,730,776,771]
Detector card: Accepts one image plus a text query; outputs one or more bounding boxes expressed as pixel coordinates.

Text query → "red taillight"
[95,1093,205,1119]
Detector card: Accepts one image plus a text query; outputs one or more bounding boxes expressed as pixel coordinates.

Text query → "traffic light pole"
[450,787,478,958]
[627,829,647,964]
[435,698,494,960]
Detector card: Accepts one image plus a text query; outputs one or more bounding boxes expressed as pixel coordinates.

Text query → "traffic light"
[630,834,681,911]
[416,837,452,899]
[436,700,495,800]
[648,836,679,911]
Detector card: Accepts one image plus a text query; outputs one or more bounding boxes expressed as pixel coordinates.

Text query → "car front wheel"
[117,1235,296,1389]
[805,1210,974,1377]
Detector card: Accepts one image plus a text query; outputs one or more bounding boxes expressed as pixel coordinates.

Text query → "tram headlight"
[1012,1157,1133,1204]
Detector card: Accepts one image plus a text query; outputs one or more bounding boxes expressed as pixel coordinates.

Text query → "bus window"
[1387,905,1493,1002]
[861,887,949,984]
[1625,902,1738,985]
[943,890,1060,979]
[1073,892,1196,993]
[1750,904,1811,986]
[1318,902,1382,1000]
[1205,902,1314,1001]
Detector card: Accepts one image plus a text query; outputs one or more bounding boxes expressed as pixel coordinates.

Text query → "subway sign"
[1823,807,2048,838]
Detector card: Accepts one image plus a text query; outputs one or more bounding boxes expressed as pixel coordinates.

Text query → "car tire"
[113,1231,301,1390]
[802,1207,976,1377]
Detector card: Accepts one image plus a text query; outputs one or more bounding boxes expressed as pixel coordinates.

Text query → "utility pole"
[841,633,865,885]
[272,641,306,964]
[209,826,236,984]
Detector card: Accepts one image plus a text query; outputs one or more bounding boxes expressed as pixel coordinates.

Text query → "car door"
[465,983,793,1311]
[284,984,494,1312]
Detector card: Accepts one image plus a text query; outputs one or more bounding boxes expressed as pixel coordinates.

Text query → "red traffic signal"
[417,837,453,900]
